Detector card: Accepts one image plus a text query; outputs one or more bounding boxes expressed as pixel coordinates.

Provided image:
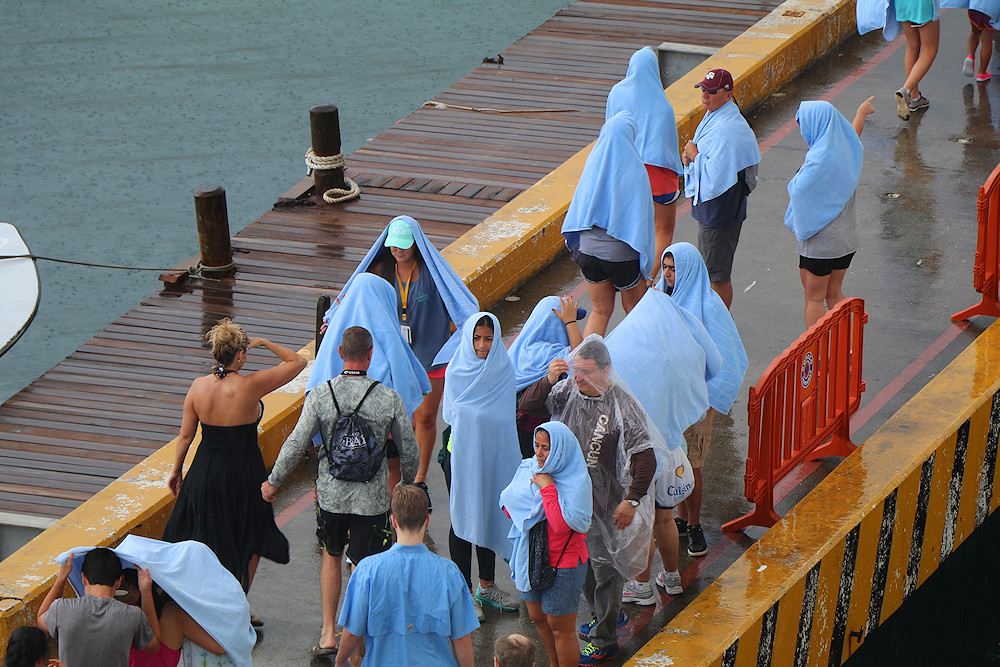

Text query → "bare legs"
[319,550,342,651]
[525,602,578,667]
[967,24,993,78]
[583,280,648,338]
[800,267,848,328]
[653,201,678,275]
[902,20,940,100]
[412,375,445,482]
[710,281,734,309]
[677,468,703,527]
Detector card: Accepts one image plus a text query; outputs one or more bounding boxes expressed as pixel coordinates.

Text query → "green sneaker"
[474,584,518,611]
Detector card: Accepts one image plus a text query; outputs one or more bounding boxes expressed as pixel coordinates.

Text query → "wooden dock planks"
[0,0,780,521]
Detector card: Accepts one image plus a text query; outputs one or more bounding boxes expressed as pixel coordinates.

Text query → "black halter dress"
[163,400,289,590]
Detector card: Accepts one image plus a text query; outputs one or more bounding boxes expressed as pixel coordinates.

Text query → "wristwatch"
[627,499,640,508]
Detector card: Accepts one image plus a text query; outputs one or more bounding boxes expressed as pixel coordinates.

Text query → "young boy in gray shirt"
[38,547,158,667]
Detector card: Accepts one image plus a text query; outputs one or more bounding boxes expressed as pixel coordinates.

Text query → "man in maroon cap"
[681,68,761,309]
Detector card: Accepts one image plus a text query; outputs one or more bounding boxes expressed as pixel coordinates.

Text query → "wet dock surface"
[0,0,781,523]
[250,11,1000,665]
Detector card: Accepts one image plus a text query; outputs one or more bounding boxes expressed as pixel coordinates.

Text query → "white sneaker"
[655,570,683,596]
[964,56,975,78]
[472,595,486,621]
[621,578,656,605]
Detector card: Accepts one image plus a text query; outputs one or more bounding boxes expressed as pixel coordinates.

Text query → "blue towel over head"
[509,296,572,392]
[683,99,760,205]
[56,536,254,667]
[499,421,592,592]
[658,243,748,413]
[561,111,657,279]
[320,215,479,367]
[307,272,429,416]
[605,46,683,174]
[443,312,521,559]
[785,102,863,242]
[605,289,722,450]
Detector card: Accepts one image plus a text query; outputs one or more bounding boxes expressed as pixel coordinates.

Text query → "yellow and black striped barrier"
[628,320,1000,666]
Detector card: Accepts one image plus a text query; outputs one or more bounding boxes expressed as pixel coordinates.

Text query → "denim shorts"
[521,558,587,616]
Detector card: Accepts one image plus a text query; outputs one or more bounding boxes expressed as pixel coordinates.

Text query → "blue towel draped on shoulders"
[944,0,1000,21]
[307,273,430,415]
[320,215,479,368]
[561,111,657,279]
[56,536,254,667]
[785,102,863,242]
[605,289,722,450]
[683,99,760,205]
[499,421,592,592]
[508,296,572,392]
[443,312,520,559]
[857,0,943,40]
[605,47,683,174]
[658,243,748,414]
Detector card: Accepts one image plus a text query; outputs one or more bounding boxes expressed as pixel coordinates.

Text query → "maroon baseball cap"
[695,68,734,93]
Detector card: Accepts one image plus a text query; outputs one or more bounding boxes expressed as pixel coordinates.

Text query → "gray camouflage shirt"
[268,374,418,515]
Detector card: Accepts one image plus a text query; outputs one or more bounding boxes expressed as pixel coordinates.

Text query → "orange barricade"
[953,162,1000,321]
[722,298,867,532]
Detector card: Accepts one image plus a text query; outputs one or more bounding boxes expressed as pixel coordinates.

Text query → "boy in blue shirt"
[336,484,479,667]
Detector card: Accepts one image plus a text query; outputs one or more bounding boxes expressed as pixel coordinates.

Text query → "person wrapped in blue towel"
[785,98,874,328]
[442,312,523,619]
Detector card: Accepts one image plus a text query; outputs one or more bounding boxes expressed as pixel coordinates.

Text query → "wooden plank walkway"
[0,0,780,521]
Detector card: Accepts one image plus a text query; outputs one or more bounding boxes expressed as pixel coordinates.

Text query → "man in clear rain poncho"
[518,335,666,665]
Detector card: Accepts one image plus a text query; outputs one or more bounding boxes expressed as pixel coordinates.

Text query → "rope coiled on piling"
[304,149,361,204]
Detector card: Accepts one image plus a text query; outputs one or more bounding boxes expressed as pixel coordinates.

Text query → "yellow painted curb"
[443,0,859,308]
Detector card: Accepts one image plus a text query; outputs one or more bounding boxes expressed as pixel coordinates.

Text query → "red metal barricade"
[722,298,867,532]
[953,162,1000,321]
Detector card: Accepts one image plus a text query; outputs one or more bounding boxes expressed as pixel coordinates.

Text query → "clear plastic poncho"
[543,335,668,579]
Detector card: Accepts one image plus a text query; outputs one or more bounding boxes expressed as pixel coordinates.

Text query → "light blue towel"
[943,0,1000,22]
[561,111,657,279]
[683,99,760,205]
[605,289,722,451]
[857,0,941,40]
[56,536,253,667]
[658,243,748,414]
[443,313,521,559]
[499,421,592,593]
[606,47,683,174]
[508,296,572,392]
[785,102,864,242]
[307,273,430,416]
[321,215,479,367]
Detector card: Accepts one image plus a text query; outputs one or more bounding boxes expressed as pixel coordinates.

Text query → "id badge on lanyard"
[400,323,412,343]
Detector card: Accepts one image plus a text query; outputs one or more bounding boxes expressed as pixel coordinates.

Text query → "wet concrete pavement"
[248,11,1000,665]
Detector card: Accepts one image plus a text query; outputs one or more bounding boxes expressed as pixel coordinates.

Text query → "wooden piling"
[193,185,234,277]
[309,104,348,194]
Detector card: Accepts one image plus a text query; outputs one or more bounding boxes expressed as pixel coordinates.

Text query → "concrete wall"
[628,319,1000,666]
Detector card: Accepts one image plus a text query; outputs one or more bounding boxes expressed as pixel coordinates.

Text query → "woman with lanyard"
[785,97,874,327]
[606,46,684,272]
[442,312,522,619]
[500,421,592,667]
[320,216,478,490]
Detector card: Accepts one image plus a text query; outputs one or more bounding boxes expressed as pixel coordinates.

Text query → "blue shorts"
[520,558,587,616]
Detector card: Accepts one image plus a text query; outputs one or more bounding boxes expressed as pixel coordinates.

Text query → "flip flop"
[312,645,337,657]
[250,615,264,628]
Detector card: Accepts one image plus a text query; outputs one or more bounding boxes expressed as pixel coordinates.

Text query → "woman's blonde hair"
[206,318,248,367]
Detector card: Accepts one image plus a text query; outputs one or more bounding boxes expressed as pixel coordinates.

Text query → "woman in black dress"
[163,318,306,594]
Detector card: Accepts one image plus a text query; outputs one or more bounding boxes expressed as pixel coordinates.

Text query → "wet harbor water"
[0,0,571,402]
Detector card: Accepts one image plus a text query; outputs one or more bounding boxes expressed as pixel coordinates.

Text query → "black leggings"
[441,448,496,587]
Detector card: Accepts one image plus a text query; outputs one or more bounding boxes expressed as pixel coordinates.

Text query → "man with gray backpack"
[262,326,418,658]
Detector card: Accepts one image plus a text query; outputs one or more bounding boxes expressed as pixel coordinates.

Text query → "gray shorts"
[697,222,743,283]
[520,557,587,616]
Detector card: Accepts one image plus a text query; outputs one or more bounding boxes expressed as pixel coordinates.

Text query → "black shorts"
[315,508,393,562]
[575,252,643,290]
[799,252,855,277]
